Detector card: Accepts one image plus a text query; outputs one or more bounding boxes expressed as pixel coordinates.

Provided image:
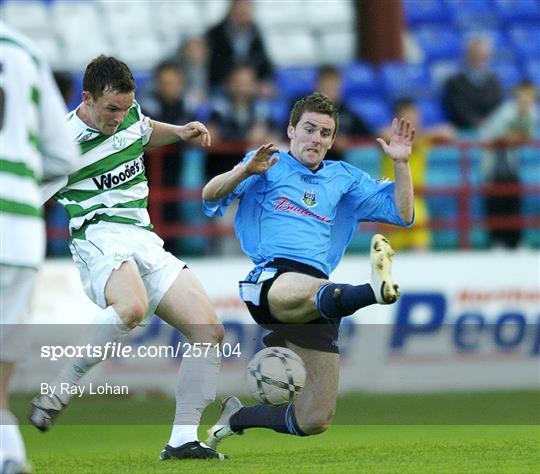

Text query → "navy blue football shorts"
[243,258,342,354]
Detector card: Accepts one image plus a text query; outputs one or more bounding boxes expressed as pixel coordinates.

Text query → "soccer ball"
[245,347,306,406]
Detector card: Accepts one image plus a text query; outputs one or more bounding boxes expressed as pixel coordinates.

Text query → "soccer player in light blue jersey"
[203,92,415,449]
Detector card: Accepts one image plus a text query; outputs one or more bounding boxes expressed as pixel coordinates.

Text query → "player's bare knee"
[298,412,334,435]
[206,322,225,345]
[115,299,147,328]
[184,319,224,345]
[297,407,335,435]
[203,310,225,343]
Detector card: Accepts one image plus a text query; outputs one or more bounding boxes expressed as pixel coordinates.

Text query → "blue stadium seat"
[46,203,70,257]
[518,146,540,186]
[193,101,212,122]
[468,147,484,186]
[344,145,382,252]
[426,145,461,187]
[413,26,462,61]
[132,70,152,91]
[444,0,500,29]
[523,60,540,88]
[469,195,489,248]
[491,60,524,93]
[404,0,450,26]
[508,26,540,60]
[67,71,84,111]
[494,0,540,24]
[347,96,392,132]
[379,62,434,100]
[427,196,459,249]
[268,99,290,127]
[417,99,447,127]
[344,145,380,178]
[341,62,378,98]
[521,146,540,246]
[275,66,317,101]
[486,29,516,62]
[470,193,487,219]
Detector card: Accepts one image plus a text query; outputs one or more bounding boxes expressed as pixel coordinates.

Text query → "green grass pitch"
[14,391,540,473]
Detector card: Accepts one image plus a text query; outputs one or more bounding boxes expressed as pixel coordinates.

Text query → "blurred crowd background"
[3,0,539,256]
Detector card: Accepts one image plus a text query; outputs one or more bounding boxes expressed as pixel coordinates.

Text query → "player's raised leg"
[207,343,339,449]
[29,261,147,431]
[155,268,226,461]
[268,234,399,324]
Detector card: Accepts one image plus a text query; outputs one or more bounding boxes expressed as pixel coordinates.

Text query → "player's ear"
[328,137,335,150]
[82,91,92,106]
[287,123,294,140]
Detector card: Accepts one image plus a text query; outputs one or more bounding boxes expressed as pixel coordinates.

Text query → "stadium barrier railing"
[45,140,540,252]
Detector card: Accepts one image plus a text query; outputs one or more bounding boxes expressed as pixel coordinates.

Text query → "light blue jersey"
[204,151,412,276]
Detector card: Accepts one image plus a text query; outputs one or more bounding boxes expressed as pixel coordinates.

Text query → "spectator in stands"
[479,80,538,249]
[379,98,455,251]
[205,0,273,95]
[139,61,193,255]
[315,65,372,161]
[205,64,276,180]
[176,36,210,112]
[443,34,503,131]
[205,64,277,254]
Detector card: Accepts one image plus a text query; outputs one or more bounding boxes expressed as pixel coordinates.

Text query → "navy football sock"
[316,283,376,319]
[230,403,307,436]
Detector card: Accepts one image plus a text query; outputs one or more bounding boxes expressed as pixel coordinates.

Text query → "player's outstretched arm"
[376,118,415,223]
[202,143,279,201]
[145,120,211,148]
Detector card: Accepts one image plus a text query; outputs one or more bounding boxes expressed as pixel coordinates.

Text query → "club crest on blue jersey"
[302,190,317,207]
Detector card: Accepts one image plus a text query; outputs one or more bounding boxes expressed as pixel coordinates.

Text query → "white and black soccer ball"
[245,347,306,406]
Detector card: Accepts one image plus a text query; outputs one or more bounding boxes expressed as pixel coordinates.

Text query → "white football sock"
[167,345,221,447]
[52,306,131,404]
[168,424,198,448]
[0,410,26,465]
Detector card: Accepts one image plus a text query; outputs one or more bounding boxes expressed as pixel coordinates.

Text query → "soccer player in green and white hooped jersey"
[0,22,79,473]
[29,55,227,461]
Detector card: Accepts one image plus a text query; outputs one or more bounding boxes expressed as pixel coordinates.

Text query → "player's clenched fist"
[245,143,280,175]
[179,121,211,147]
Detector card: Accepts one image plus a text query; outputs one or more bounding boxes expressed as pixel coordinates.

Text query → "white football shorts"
[69,221,186,320]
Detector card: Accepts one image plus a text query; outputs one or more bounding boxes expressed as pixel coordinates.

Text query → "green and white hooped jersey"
[54,101,154,238]
[0,22,78,267]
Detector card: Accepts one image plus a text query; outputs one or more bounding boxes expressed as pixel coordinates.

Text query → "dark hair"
[515,79,536,91]
[83,55,136,99]
[392,97,416,115]
[289,92,339,137]
[154,60,183,79]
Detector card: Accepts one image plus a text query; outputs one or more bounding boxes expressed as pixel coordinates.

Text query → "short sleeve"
[132,101,153,146]
[344,166,413,227]
[140,116,153,146]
